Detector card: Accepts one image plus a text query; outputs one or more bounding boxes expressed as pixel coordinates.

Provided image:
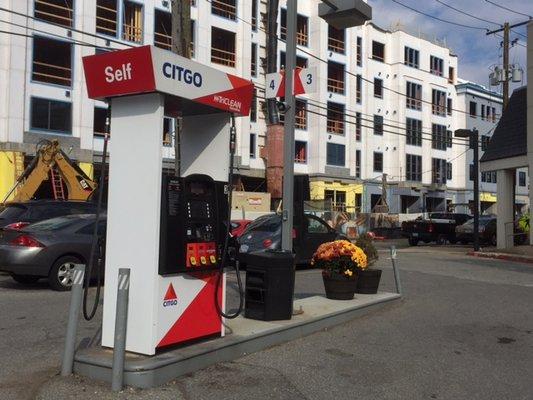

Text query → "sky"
[367,0,531,93]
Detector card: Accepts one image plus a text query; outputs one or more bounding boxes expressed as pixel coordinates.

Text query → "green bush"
[355,233,378,266]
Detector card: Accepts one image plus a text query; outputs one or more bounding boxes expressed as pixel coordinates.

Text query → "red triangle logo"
[164,283,177,301]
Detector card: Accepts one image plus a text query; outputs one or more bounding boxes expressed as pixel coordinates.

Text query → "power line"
[434,0,500,26]
[484,0,532,19]
[390,0,488,31]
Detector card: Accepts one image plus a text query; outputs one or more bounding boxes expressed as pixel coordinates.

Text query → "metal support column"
[112,268,130,392]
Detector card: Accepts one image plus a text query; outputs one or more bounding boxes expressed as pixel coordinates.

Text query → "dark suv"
[0,200,98,230]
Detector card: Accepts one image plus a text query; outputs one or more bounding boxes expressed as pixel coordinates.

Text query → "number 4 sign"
[265,67,317,99]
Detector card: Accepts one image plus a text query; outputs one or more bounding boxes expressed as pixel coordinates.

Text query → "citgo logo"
[163,283,178,307]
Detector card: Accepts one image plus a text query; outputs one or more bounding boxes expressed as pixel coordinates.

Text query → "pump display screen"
[189,182,212,196]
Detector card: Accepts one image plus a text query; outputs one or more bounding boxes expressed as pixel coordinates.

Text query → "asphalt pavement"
[1,243,533,399]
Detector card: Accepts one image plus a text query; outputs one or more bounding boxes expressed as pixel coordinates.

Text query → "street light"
[455,128,480,252]
[280,0,372,252]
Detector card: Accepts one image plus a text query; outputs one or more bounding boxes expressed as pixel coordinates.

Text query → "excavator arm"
[4,140,97,203]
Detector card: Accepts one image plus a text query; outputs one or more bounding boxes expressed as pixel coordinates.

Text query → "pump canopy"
[83,46,254,116]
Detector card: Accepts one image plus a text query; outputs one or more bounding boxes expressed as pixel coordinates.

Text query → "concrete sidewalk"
[468,244,533,264]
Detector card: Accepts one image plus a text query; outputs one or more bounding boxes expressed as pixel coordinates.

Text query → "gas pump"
[82,45,254,355]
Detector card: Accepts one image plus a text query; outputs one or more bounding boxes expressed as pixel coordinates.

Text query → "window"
[327,143,345,166]
[469,164,474,181]
[163,117,173,147]
[430,56,443,76]
[404,47,419,68]
[356,36,362,67]
[446,130,452,148]
[481,104,486,120]
[372,41,385,62]
[491,106,496,122]
[356,74,362,104]
[406,82,422,110]
[406,154,422,182]
[30,97,72,134]
[447,98,452,115]
[356,150,361,178]
[373,152,383,172]
[93,107,107,138]
[519,171,526,187]
[432,123,447,150]
[251,0,258,31]
[406,118,422,146]
[446,162,452,180]
[432,89,446,116]
[469,101,477,118]
[154,9,172,50]
[486,106,491,121]
[35,0,74,27]
[123,1,143,43]
[355,112,362,141]
[328,61,345,94]
[251,43,257,77]
[432,158,447,184]
[295,100,307,130]
[250,89,257,122]
[96,0,117,37]
[211,27,236,67]
[481,135,490,151]
[279,52,308,69]
[211,0,237,20]
[32,36,72,87]
[374,78,383,98]
[308,215,331,232]
[448,66,455,84]
[373,115,383,136]
[249,133,256,158]
[327,102,344,134]
[295,141,307,163]
[280,10,309,46]
[328,25,345,54]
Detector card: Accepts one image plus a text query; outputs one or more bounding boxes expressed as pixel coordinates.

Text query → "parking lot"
[1,242,533,399]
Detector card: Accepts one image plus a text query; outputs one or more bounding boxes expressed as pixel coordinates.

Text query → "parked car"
[230,219,252,238]
[0,214,106,291]
[455,216,527,246]
[401,212,472,246]
[0,200,98,230]
[237,213,346,266]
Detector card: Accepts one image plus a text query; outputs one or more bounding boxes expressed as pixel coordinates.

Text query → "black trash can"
[240,250,295,321]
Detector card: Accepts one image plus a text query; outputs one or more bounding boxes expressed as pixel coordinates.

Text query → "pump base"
[74,292,400,388]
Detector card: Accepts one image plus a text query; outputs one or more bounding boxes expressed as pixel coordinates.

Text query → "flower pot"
[355,269,382,294]
[322,272,357,300]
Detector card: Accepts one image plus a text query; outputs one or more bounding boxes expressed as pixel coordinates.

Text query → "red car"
[231,219,252,238]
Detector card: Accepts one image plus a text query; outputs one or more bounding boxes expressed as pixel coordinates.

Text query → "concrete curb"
[73,293,401,389]
[467,251,533,264]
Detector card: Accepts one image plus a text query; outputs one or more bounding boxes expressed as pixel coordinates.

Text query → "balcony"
[122,1,143,43]
[328,25,345,54]
[211,0,237,20]
[328,61,345,94]
[211,27,236,67]
[96,0,117,37]
[34,0,73,28]
[280,11,309,46]
[327,102,344,135]
[295,100,307,130]
[32,36,72,87]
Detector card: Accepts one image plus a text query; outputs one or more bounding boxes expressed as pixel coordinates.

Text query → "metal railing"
[123,23,143,43]
[328,36,345,53]
[406,97,422,110]
[32,61,71,86]
[211,47,236,67]
[327,77,344,94]
[327,119,344,134]
[211,0,237,20]
[34,0,73,27]
[96,3,117,36]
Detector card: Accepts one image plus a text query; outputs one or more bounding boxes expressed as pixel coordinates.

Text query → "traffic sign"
[265,67,317,98]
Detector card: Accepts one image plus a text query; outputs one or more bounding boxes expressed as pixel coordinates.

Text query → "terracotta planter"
[322,271,358,300]
[355,269,382,294]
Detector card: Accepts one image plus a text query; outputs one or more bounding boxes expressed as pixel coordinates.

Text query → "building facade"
[0,0,528,214]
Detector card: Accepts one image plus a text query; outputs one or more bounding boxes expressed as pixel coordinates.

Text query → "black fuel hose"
[215,114,244,319]
[82,105,110,321]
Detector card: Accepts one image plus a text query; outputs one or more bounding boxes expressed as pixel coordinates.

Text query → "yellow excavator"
[2,139,97,203]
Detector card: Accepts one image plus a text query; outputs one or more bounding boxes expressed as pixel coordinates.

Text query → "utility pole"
[472,128,480,252]
[487,20,529,109]
[171,0,192,176]
[281,0,297,252]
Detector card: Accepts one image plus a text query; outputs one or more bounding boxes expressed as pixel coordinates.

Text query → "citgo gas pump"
[81,45,254,356]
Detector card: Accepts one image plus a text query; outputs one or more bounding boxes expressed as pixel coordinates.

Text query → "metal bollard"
[390,246,403,295]
[111,268,130,392]
[61,264,86,377]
